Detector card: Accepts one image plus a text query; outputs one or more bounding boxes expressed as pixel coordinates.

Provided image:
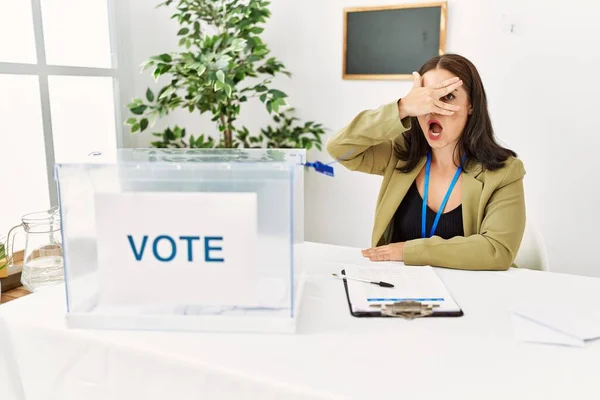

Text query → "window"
[0,0,122,235]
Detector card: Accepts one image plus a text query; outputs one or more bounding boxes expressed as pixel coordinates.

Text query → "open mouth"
[427,119,443,141]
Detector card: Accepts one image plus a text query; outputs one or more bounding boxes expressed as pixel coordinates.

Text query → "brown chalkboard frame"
[343,2,448,80]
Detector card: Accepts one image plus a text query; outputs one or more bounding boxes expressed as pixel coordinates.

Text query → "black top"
[392,182,464,243]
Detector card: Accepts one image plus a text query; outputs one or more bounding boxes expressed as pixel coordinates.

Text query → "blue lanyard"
[421,152,463,238]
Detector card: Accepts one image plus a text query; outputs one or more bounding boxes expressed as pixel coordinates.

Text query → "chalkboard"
[343,3,447,80]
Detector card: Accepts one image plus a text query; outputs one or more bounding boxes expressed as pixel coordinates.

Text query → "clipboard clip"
[370,301,439,319]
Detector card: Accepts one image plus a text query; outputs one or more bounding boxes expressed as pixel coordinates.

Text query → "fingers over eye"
[445,80,463,94]
[433,80,463,98]
[434,99,460,111]
[433,76,460,89]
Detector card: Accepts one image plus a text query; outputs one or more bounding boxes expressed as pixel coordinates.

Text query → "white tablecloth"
[1,242,600,400]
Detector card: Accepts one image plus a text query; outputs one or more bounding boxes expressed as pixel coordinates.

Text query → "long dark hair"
[395,54,516,173]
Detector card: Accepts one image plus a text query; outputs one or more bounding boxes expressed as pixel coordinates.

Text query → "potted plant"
[125,0,326,149]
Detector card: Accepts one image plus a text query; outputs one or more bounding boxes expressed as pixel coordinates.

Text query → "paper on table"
[508,269,600,346]
[343,264,461,313]
[511,312,585,348]
[514,305,600,343]
[509,269,600,345]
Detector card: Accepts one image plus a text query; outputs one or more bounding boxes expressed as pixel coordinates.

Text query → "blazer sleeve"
[403,159,527,271]
[326,101,412,175]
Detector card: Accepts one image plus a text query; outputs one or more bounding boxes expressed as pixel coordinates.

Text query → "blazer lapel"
[372,157,426,246]
[462,163,483,236]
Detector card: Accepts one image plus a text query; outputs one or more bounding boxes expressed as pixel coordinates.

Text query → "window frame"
[0,0,128,206]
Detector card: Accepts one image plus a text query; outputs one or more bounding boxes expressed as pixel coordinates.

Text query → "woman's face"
[417,68,471,150]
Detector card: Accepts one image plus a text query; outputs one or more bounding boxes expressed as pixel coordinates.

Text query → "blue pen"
[332,273,394,288]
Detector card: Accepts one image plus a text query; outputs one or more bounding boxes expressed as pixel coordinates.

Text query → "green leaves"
[269,88,287,113]
[152,63,172,81]
[140,59,155,72]
[243,107,327,150]
[255,87,288,114]
[158,86,177,100]
[270,97,286,113]
[140,118,149,132]
[126,0,324,150]
[253,46,269,57]
[130,104,147,115]
[216,70,225,83]
[146,88,154,102]
[151,53,172,63]
[189,134,215,148]
[150,125,216,149]
[213,71,233,98]
[156,0,174,8]
[173,126,184,139]
[269,89,286,98]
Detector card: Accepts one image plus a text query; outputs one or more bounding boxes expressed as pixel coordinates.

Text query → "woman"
[326,54,525,271]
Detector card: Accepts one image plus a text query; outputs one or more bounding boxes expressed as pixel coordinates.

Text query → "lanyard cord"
[421,152,464,239]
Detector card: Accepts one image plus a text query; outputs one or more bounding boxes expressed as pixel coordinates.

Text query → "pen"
[332,273,394,288]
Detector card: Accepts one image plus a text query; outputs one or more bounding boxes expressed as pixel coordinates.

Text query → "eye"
[443,93,456,101]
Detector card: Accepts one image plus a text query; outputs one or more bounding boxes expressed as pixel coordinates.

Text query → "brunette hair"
[395,53,516,173]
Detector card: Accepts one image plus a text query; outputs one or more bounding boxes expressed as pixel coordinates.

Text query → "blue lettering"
[204,236,224,262]
[179,236,200,261]
[128,235,224,263]
[152,235,177,262]
[128,235,148,261]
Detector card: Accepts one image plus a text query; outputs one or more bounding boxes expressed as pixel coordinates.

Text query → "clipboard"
[341,269,464,319]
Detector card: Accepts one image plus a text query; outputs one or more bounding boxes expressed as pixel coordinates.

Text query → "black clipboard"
[341,269,464,318]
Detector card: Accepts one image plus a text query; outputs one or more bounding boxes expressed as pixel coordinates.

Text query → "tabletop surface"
[0,287,30,304]
[2,242,600,399]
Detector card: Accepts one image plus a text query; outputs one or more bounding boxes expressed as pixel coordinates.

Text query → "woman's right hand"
[398,72,463,119]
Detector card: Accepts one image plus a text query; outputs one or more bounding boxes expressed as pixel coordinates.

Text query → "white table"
[1,242,599,400]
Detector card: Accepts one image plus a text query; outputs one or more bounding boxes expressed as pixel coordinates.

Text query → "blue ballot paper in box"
[301,149,357,177]
[54,148,307,334]
[303,161,334,177]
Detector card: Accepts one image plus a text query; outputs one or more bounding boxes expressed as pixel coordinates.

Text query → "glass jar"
[6,206,64,292]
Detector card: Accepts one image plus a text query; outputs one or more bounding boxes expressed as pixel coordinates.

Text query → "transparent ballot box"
[54,149,304,333]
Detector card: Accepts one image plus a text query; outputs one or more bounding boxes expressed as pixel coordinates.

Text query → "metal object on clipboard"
[369,301,439,319]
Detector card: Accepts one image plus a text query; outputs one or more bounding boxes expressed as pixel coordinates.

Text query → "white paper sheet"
[511,312,585,348]
[508,269,600,346]
[94,191,259,307]
[343,264,461,313]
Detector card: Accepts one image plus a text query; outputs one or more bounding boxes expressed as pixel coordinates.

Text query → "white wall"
[122,0,600,277]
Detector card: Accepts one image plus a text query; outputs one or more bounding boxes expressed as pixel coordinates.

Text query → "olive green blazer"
[326,101,526,271]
